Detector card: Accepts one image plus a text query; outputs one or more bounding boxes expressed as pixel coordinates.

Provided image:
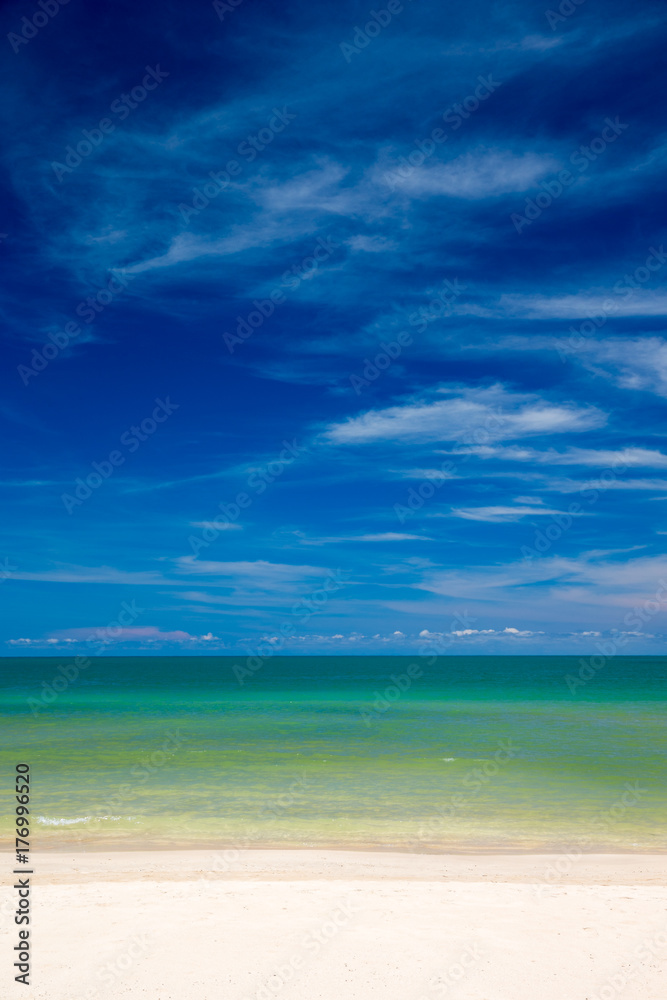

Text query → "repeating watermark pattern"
[169,842,254,891]
[441,77,502,130]
[556,246,667,361]
[348,331,413,395]
[520,502,586,559]
[360,612,477,726]
[588,924,667,1000]
[51,66,170,182]
[25,601,144,714]
[18,269,135,385]
[81,933,154,1000]
[188,438,309,555]
[415,740,519,844]
[257,773,312,822]
[520,456,633,560]
[34,731,189,855]
[382,78,502,190]
[299,896,362,956]
[564,580,667,694]
[533,782,648,896]
[8,0,71,54]
[511,117,629,233]
[232,568,350,685]
[61,397,179,514]
[417,943,484,999]
[546,0,587,31]
[0,557,17,582]
[213,0,246,22]
[82,730,188,828]
[393,462,457,523]
[340,1,414,62]
[179,107,297,223]
[408,278,466,333]
[415,616,479,661]
[241,896,363,1000]
[393,405,506,523]
[348,278,465,396]
[168,771,322,889]
[359,663,424,726]
[223,237,340,353]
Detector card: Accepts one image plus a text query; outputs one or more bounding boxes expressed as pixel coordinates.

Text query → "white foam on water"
[37,815,121,826]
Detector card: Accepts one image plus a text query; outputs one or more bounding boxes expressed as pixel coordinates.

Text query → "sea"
[1,655,665,852]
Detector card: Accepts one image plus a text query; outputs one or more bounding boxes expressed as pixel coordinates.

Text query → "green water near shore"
[1,656,665,850]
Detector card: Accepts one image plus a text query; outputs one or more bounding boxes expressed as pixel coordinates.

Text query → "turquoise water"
[1,656,665,851]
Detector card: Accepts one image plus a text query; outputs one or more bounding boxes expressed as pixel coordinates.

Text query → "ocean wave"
[36,815,121,826]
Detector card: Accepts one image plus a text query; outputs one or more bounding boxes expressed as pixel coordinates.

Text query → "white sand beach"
[2,850,666,999]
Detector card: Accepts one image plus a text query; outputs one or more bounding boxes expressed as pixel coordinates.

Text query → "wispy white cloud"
[495,292,667,319]
[346,234,398,253]
[251,162,356,214]
[381,149,558,199]
[173,556,332,590]
[324,385,605,445]
[397,468,461,480]
[477,335,667,399]
[569,337,667,397]
[450,504,578,523]
[125,219,308,275]
[547,477,667,493]
[411,552,667,611]
[190,521,243,531]
[294,531,431,544]
[9,564,173,586]
[175,556,325,575]
[458,445,667,468]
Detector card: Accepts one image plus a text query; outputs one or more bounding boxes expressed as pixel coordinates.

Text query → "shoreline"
[4,849,665,998]
[12,837,667,855]
[7,848,666,884]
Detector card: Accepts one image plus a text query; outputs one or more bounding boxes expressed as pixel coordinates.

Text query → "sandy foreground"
[2,850,666,999]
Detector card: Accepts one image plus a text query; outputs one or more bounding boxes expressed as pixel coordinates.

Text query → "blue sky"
[2,0,667,656]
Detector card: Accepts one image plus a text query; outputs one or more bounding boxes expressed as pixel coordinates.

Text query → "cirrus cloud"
[324,385,606,445]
